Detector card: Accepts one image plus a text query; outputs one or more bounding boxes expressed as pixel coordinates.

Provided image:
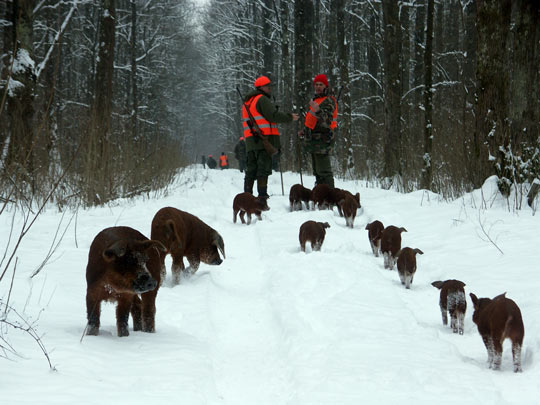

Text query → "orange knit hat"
[254,76,271,87]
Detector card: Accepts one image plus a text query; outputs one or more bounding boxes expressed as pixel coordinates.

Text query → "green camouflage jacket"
[243,89,294,153]
[303,93,337,154]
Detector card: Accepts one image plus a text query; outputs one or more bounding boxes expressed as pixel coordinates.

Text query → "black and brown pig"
[85,226,166,337]
[299,221,331,252]
[470,292,524,372]
[380,225,407,270]
[431,279,467,334]
[365,220,385,257]
[338,194,360,228]
[289,184,313,211]
[396,247,423,289]
[232,192,270,225]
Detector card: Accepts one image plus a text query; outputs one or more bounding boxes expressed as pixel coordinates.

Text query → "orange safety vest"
[220,155,228,167]
[242,94,280,138]
[304,96,338,130]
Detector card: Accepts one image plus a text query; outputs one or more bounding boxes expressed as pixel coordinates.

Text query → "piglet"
[338,194,360,228]
[396,247,423,289]
[365,220,384,256]
[470,292,524,372]
[289,184,313,211]
[431,279,466,334]
[299,221,330,252]
[380,225,407,270]
[233,192,269,225]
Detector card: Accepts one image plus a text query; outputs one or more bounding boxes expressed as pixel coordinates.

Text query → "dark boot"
[244,178,255,194]
[257,177,269,198]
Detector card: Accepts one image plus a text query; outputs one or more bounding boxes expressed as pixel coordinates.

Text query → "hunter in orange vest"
[220,152,229,169]
[241,75,299,198]
[299,74,338,187]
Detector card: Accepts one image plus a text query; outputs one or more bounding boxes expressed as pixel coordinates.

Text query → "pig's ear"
[431,281,444,289]
[137,239,167,253]
[470,293,478,306]
[213,232,225,259]
[103,240,128,262]
[493,292,507,300]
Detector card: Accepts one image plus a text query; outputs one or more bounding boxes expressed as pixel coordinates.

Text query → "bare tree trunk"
[508,0,539,185]
[279,0,293,170]
[462,0,484,187]
[400,2,413,180]
[87,0,116,205]
[421,0,434,190]
[365,7,380,178]
[130,0,137,139]
[3,0,36,189]
[413,0,425,114]
[336,0,351,175]
[382,0,402,186]
[294,0,313,174]
[262,0,273,76]
[476,0,512,196]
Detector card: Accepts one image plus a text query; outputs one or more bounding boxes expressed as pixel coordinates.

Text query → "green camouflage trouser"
[245,150,273,180]
[311,152,334,187]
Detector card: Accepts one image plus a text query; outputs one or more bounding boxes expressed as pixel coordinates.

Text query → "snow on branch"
[35,0,80,80]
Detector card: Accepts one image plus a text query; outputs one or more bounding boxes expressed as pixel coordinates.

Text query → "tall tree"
[86,0,116,204]
[365,5,381,177]
[130,0,138,139]
[382,0,402,186]
[3,0,37,186]
[476,0,512,196]
[336,0,352,174]
[262,0,273,76]
[421,0,434,190]
[294,0,313,174]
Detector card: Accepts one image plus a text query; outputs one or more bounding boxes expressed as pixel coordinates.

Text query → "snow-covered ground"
[2,166,539,404]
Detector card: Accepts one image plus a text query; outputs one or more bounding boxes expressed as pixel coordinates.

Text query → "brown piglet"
[151,207,225,284]
[431,279,467,334]
[299,221,331,252]
[233,192,270,225]
[380,225,407,270]
[470,292,524,372]
[365,220,385,257]
[396,247,423,289]
[85,226,166,337]
[289,184,313,211]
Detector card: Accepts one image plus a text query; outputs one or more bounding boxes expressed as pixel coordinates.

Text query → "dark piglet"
[299,220,330,252]
[232,192,270,225]
[365,220,385,257]
[85,226,166,337]
[396,247,423,289]
[289,184,313,211]
[151,207,225,284]
[311,184,334,210]
[338,194,359,228]
[380,225,407,270]
[431,279,466,334]
[333,188,360,217]
[470,292,524,372]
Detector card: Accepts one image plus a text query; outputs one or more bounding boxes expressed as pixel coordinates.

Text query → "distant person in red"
[207,155,217,169]
[220,152,229,170]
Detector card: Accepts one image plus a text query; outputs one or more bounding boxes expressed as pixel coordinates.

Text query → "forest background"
[0,0,539,207]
